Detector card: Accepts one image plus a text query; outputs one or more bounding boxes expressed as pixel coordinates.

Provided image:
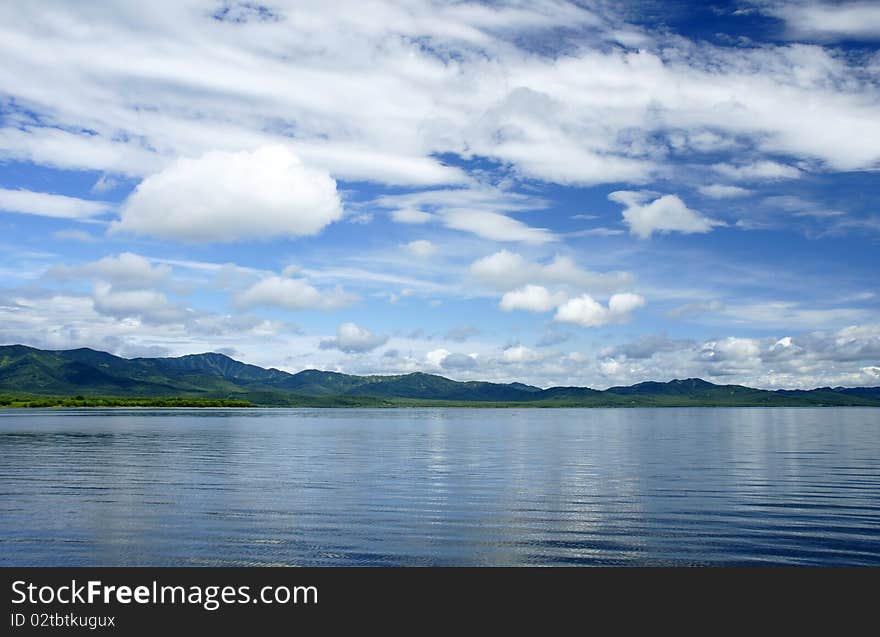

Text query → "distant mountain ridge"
[1,344,879,407]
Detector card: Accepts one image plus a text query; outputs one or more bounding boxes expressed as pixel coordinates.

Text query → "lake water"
[1,407,878,566]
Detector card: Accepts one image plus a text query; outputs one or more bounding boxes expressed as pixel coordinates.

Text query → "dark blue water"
[1,408,878,566]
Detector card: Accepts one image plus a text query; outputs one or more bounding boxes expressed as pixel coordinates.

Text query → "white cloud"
[767,1,880,41]
[491,138,656,186]
[0,286,306,365]
[441,352,479,370]
[403,239,437,258]
[390,208,435,224]
[501,345,543,363]
[570,227,626,237]
[378,187,543,215]
[595,323,880,388]
[468,250,533,288]
[1,2,880,192]
[772,336,794,352]
[609,191,722,239]
[603,334,695,360]
[716,301,868,329]
[761,195,847,219]
[113,146,342,242]
[348,212,373,225]
[698,184,752,199]
[442,210,555,243]
[609,292,646,315]
[50,252,170,290]
[91,174,121,193]
[0,187,111,219]
[426,348,452,369]
[500,284,565,313]
[469,250,632,292]
[42,253,193,326]
[320,322,388,353]
[91,282,187,324]
[0,126,166,177]
[555,295,608,327]
[320,321,880,388]
[712,161,801,181]
[293,143,468,186]
[862,365,880,378]
[555,292,645,327]
[381,186,555,242]
[235,275,355,311]
[701,336,762,365]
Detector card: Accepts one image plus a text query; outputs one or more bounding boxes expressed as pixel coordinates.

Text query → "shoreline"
[3,401,880,410]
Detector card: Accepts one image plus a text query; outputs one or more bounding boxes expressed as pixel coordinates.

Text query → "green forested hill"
[1,344,878,407]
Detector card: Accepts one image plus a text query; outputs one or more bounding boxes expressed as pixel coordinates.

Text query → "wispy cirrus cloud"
[2,1,879,192]
[760,1,880,41]
[0,187,111,219]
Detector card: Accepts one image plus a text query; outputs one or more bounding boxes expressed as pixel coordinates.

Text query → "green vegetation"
[1,344,879,408]
[0,395,253,408]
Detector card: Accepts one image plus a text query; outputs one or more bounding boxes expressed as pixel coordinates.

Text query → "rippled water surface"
[1,408,878,566]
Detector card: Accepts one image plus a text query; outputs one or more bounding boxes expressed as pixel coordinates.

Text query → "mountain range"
[1,344,879,407]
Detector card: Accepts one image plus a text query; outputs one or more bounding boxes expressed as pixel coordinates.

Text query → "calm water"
[1,407,878,566]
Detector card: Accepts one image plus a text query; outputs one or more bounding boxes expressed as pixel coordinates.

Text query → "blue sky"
[0,0,878,388]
